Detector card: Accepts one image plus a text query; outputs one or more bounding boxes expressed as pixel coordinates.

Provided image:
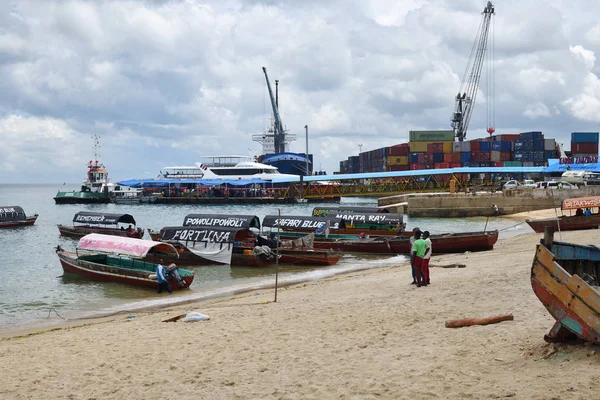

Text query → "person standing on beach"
[411,231,429,287]
[422,231,432,285]
[156,260,172,294]
[409,228,420,285]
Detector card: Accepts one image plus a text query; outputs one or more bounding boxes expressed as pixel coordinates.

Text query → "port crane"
[451,1,495,142]
[262,67,286,154]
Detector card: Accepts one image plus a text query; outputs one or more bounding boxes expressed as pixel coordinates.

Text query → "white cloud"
[1,0,600,182]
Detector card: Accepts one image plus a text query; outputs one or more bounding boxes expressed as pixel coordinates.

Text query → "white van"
[561,170,600,186]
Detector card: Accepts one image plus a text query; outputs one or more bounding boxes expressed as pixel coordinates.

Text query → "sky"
[2,0,600,184]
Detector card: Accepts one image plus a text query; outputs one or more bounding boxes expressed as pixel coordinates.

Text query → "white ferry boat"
[160,156,298,182]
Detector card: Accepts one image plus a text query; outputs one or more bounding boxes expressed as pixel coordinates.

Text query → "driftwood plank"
[445,314,514,328]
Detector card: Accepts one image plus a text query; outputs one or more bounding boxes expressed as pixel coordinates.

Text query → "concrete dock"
[378,187,600,217]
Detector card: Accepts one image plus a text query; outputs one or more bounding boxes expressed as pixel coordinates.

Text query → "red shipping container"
[500,152,511,161]
[480,152,491,162]
[470,152,480,162]
[417,153,426,163]
[499,134,520,141]
[492,162,503,167]
[410,163,420,170]
[449,163,462,168]
[434,163,450,169]
[451,152,462,163]
[420,163,434,169]
[470,141,481,151]
[387,145,409,156]
[443,153,452,163]
[388,165,409,171]
[571,142,599,154]
[427,143,444,153]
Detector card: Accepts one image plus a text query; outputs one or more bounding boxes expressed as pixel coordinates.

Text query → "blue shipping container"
[409,152,419,163]
[532,152,545,162]
[520,131,543,140]
[544,150,555,160]
[480,141,491,152]
[433,153,444,163]
[461,152,471,163]
[514,140,534,151]
[571,132,599,143]
[532,139,544,151]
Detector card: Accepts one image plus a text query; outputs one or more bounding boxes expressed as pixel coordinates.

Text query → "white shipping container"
[452,142,462,153]
[544,139,555,151]
[490,151,501,162]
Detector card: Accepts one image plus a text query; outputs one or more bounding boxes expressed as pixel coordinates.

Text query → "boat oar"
[445,314,514,328]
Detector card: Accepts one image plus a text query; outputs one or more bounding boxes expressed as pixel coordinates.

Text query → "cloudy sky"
[1,0,600,184]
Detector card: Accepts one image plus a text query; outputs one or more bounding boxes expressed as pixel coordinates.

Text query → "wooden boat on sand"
[0,206,38,228]
[58,212,144,239]
[531,240,600,343]
[56,234,194,290]
[308,230,499,255]
[526,196,600,233]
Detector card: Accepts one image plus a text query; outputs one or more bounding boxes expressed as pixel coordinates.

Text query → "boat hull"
[57,251,194,290]
[277,248,341,266]
[526,214,600,233]
[531,244,600,343]
[54,191,110,204]
[0,214,38,228]
[231,252,274,267]
[311,231,499,254]
[57,225,144,239]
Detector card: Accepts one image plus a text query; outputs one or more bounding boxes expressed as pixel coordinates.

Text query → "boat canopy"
[262,215,346,231]
[73,212,136,225]
[312,206,389,216]
[183,214,261,229]
[325,212,404,227]
[158,226,254,265]
[160,225,251,244]
[77,233,179,258]
[561,196,600,210]
[0,206,26,222]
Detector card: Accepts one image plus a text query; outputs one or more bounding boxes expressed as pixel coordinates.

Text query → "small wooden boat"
[311,207,404,236]
[277,248,341,266]
[531,241,600,343]
[307,230,499,255]
[58,211,144,239]
[56,233,194,290]
[0,206,38,228]
[526,196,600,233]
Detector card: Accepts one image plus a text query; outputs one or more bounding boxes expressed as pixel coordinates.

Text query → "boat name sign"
[171,228,233,243]
[75,215,106,223]
[272,218,338,229]
[0,207,18,213]
[184,217,246,228]
[334,213,390,223]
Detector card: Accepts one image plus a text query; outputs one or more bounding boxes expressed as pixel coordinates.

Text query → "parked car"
[546,181,578,189]
[502,180,521,189]
[522,179,537,188]
[536,181,548,189]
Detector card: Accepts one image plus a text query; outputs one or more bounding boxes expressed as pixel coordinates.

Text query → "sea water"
[0,184,531,333]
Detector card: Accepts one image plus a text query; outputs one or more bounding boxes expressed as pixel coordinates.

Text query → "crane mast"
[451,1,495,142]
[262,67,285,154]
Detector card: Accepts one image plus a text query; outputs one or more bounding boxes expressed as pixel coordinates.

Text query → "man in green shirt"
[411,232,430,287]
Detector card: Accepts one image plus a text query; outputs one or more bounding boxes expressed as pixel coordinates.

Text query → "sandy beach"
[1,209,598,399]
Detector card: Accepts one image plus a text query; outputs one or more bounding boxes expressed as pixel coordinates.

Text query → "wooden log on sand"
[429,263,466,269]
[445,314,514,328]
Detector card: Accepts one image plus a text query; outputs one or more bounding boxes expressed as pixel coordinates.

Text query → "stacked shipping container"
[571,132,599,158]
[337,130,560,174]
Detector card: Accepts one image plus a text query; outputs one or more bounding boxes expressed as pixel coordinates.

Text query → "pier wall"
[379,187,600,217]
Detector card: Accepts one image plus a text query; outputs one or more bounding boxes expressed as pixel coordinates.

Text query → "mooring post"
[543,226,555,250]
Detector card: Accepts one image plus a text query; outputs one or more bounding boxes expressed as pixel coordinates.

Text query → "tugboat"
[54,135,114,204]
